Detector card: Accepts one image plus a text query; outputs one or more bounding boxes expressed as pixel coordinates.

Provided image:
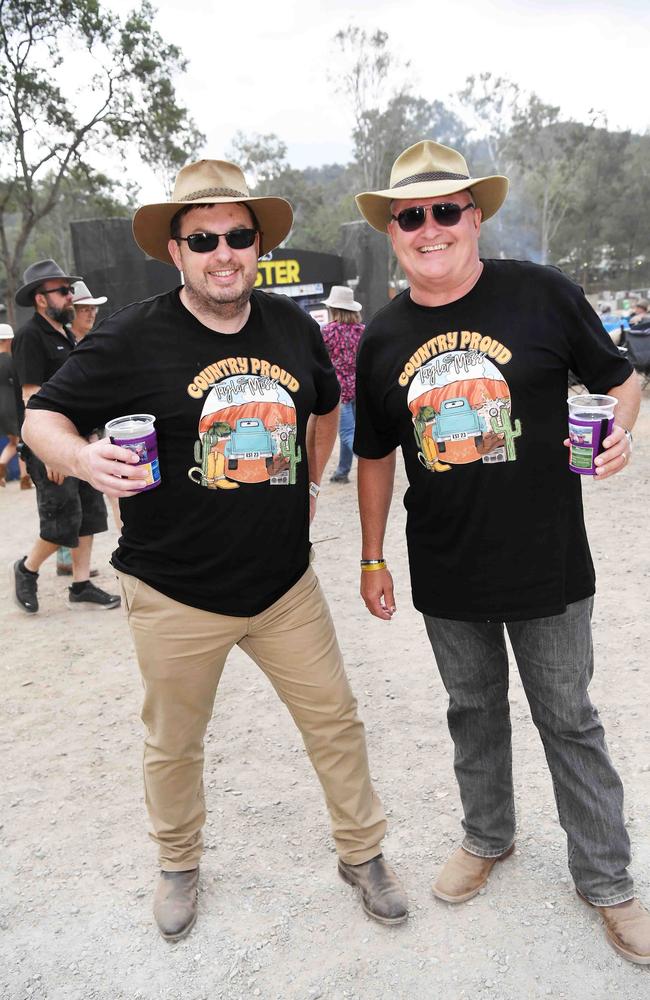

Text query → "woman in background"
[321,286,364,484]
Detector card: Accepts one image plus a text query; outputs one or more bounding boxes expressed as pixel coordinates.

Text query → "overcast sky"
[105,0,650,199]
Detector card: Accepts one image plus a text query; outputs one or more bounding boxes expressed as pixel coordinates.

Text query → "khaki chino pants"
[118,566,386,870]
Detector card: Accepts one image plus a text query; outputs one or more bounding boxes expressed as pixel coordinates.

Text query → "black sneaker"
[68,581,121,610]
[14,557,39,614]
[330,472,350,484]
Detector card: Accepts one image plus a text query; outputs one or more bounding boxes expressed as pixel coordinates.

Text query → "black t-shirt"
[354,259,633,622]
[29,288,340,616]
[12,312,75,426]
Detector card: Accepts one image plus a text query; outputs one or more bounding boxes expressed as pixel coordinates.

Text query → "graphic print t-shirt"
[29,289,340,615]
[354,260,633,622]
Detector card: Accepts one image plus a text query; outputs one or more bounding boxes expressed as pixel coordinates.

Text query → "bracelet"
[309,481,321,498]
[360,559,387,572]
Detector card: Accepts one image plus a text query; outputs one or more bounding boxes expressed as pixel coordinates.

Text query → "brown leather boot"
[432,843,515,903]
[153,868,199,941]
[579,894,650,965]
[338,855,408,925]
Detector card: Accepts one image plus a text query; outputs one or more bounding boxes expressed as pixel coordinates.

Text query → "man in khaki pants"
[22,158,407,941]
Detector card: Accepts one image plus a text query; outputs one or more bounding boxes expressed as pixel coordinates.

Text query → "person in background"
[0,323,31,488]
[69,280,107,343]
[629,300,650,332]
[321,286,364,484]
[57,279,110,575]
[11,259,120,613]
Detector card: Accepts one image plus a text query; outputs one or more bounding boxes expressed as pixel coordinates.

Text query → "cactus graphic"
[413,405,435,452]
[195,422,231,484]
[279,430,302,484]
[490,408,522,461]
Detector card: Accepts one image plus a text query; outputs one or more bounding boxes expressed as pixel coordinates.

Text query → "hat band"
[179,186,248,201]
[393,170,470,188]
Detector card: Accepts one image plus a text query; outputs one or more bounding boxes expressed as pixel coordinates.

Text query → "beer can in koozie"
[105,413,161,491]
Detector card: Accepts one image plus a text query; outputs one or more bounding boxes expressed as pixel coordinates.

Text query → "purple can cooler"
[567,394,617,476]
[105,414,161,491]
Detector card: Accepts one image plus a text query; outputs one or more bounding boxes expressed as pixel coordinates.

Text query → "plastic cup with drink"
[567,394,617,475]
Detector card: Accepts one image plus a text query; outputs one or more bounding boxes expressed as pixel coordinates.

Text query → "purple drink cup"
[567,394,617,475]
[105,414,161,491]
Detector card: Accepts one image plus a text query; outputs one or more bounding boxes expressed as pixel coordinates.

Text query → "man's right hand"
[360,567,396,621]
[46,466,66,485]
[75,438,150,497]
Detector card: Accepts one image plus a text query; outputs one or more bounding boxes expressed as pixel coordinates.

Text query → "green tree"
[0,0,204,322]
[507,99,594,263]
[329,25,409,191]
[599,135,650,290]
[25,166,136,267]
[227,131,288,195]
[550,126,632,290]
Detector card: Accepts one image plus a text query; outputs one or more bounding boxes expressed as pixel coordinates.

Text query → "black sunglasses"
[176,229,258,253]
[40,285,75,297]
[391,202,475,232]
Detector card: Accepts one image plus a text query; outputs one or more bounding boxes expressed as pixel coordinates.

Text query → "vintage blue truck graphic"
[224,418,274,470]
[431,397,484,452]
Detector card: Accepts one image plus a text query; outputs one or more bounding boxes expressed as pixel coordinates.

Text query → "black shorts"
[25,451,108,547]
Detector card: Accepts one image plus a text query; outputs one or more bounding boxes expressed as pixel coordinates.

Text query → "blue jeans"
[423,598,633,905]
[334,401,356,477]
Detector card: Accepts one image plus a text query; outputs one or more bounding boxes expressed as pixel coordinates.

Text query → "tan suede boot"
[153,868,199,942]
[338,855,408,926]
[580,894,650,965]
[432,843,515,903]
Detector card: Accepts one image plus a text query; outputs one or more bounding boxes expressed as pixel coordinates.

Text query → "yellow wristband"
[360,561,387,572]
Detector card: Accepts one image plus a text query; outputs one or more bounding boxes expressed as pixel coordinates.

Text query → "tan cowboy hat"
[132,159,294,265]
[323,285,362,312]
[356,140,509,233]
[72,280,107,306]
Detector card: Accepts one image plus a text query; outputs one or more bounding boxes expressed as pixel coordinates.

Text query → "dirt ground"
[1,392,650,1000]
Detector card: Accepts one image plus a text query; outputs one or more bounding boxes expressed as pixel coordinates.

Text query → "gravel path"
[1,393,649,1000]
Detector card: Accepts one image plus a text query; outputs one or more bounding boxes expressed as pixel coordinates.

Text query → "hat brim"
[323,296,362,311]
[132,196,294,265]
[15,273,83,307]
[355,175,509,233]
[73,296,107,306]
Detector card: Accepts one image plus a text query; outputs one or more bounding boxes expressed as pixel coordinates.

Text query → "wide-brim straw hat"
[133,159,294,265]
[356,140,509,233]
[15,259,82,307]
[323,285,362,312]
[71,280,107,306]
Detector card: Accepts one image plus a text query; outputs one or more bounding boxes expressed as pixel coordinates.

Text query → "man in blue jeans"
[353,139,649,964]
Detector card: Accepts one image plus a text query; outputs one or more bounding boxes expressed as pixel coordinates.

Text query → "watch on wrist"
[309,481,321,498]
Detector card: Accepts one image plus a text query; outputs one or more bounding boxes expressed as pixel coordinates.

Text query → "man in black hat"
[20,162,407,941]
[353,139,649,964]
[12,259,121,613]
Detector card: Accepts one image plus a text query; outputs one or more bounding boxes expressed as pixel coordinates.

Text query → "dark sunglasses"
[391,202,475,232]
[176,229,258,253]
[40,285,75,297]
